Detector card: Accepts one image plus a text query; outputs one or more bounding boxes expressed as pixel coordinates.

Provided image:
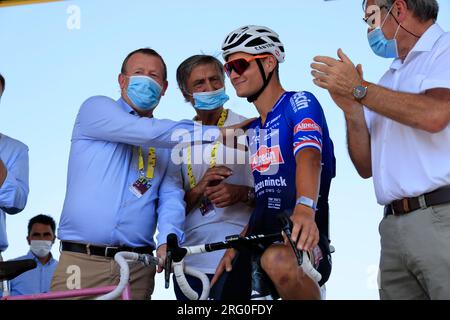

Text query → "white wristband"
[296,196,316,211]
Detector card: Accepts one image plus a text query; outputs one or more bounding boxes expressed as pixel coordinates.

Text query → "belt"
[61,241,154,258]
[384,186,450,217]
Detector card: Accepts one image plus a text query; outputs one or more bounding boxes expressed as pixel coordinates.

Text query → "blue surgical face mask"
[367,5,401,59]
[192,87,229,111]
[126,75,162,111]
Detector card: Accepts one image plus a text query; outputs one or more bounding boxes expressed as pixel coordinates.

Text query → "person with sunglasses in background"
[211,25,336,300]
[311,0,450,300]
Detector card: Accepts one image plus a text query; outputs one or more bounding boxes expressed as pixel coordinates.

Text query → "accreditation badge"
[129,176,152,198]
[199,197,216,217]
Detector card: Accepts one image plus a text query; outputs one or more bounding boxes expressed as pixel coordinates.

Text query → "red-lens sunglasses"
[224,54,271,77]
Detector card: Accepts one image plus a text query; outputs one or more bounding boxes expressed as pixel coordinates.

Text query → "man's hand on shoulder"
[219,118,256,151]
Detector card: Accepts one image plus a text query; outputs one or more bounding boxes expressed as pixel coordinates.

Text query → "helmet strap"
[247,59,274,103]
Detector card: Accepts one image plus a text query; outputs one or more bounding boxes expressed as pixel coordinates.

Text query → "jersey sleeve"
[285,91,324,157]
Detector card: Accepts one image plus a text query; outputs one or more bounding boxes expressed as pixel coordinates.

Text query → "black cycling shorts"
[209,233,332,300]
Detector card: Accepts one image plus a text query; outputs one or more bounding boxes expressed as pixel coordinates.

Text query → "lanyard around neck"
[186,108,228,189]
[138,147,156,179]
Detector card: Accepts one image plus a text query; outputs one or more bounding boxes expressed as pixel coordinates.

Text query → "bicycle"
[1,213,322,300]
[164,213,322,300]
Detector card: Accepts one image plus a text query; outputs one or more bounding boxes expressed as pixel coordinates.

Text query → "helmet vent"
[222,34,252,51]
[246,38,267,47]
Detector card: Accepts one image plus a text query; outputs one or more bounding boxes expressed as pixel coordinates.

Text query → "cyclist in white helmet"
[211,25,336,300]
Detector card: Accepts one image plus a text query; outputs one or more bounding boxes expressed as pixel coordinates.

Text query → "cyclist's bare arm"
[291,148,321,252]
[210,224,249,286]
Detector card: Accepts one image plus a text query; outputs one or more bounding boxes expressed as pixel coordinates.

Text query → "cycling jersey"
[247,91,336,238]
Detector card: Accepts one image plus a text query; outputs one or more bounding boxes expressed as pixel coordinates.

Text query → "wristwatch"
[296,196,316,211]
[353,81,369,101]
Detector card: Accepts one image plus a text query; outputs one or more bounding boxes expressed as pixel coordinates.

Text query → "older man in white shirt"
[311,0,450,299]
[173,55,254,300]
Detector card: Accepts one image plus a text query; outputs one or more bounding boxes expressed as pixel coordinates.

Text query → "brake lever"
[278,213,303,266]
[165,233,178,289]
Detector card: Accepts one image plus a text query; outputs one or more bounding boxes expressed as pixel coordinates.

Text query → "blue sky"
[1,0,449,300]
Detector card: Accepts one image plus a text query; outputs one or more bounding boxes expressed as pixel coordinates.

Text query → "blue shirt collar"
[117,97,137,115]
[25,250,56,266]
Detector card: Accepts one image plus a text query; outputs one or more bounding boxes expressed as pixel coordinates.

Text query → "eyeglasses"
[224,54,271,77]
[362,5,388,28]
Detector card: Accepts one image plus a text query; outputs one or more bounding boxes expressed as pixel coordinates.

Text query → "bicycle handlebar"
[96,252,136,300]
[165,212,323,300]
[96,252,162,300]
[165,233,187,289]
[97,212,321,300]
[164,231,283,291]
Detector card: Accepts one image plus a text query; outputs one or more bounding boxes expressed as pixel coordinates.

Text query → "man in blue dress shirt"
[51,48,230,300]
[0,73,30,293]
[8,214,58,296]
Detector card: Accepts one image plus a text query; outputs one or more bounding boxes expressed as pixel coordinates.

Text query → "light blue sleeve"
[156,159,186,247]
[0,145,29,214]
[75,96,221,149]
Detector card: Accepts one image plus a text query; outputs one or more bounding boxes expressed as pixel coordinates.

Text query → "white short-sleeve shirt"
[180,109,253,274]
[364,24,450,205]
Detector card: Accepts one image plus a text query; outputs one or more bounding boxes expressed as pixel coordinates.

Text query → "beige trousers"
[379,203,450,300]
[50,251,155,300]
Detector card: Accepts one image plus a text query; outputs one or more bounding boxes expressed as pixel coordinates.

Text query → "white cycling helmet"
[222,25,285,62]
